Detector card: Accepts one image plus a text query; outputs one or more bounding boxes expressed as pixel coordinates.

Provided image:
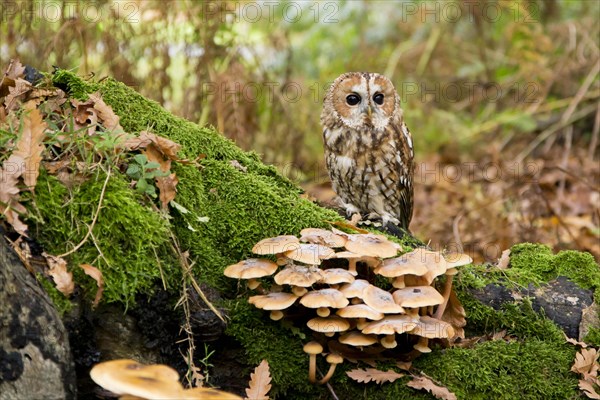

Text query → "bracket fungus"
[300,288,349,317]
[223,258,278,290]
[248,292,299,320]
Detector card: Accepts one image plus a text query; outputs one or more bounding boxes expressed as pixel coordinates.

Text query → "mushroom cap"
[444,252,473,268]
[307,316,350,334]
[363,284,404,314]
[326,354,344,364]
[303,341,324,355]
[392,286,444,308]
[300,228,347,248]
[344,234,398,258]
[338,331,378,346]
[252,235,300,255]
[223,258,278,279]
[180,387,243,400]
[319,268,356,285]
[274,265,324,287]
[90,359,184,399]
[410,316,455,338]
[361,314,419,335]
[410,248,448,284]
[374,256,428,278]
[339,279,370,299]
[284,243,335,265]
[300,288,349,309]
[248,292,298,310]
[336,304,384,320]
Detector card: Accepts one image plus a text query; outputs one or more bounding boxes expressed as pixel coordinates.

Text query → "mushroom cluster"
[90,359,241,399]
[224,228,472,384]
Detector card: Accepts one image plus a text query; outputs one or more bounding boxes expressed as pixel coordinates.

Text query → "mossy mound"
[25,71,596,399]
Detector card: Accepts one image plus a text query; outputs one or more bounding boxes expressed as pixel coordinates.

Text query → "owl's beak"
[366,105,373,118]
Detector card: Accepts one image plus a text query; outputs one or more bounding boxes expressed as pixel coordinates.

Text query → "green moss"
[36,273,74,315]
[52,69,100,100]
[28,170,176,306]
[583,327,600,347]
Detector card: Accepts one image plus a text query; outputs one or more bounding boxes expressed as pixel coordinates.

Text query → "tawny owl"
[321,72,414,230]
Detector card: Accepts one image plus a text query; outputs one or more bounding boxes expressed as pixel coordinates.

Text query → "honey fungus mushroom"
[338,331,378,347]
[344,233,399,258]
[284,243,335,265]
[339,279,370,303]
[300,228,347,248]
[300,288,349,317]
[274,264,324,296]
[401,248,448,286]
[336,304,384,330]
[392,286,444,318]
[252,235,300,255]
[363,284,404,314]
[307,315,350,337]
[248,292,299,320]
[223,258,278,290]
[361,314,419,349]
[375,255,428,288]
[332,251,381,275]
[318,353,344,384]
[433,252,473,319]
[410,316,456,353]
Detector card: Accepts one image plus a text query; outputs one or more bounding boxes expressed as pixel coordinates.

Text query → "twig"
[317,366,340,400]
[58,168,111,258]
[556,126,573,215]
[588,104,600,160]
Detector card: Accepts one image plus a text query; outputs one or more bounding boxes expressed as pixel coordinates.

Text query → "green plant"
[126,153,169,198]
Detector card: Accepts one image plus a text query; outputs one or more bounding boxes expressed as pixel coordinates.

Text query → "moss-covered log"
[11,70,598,399]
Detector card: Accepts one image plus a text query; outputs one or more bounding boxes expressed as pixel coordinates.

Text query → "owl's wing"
[391,120,415,229]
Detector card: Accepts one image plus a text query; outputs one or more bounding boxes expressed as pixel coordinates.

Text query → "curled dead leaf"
[406,373,457,400]
[43,252,74,296]
[79,264,104,307]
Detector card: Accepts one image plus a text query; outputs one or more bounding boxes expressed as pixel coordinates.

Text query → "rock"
[470,276,595,339]
[0,236,76,400]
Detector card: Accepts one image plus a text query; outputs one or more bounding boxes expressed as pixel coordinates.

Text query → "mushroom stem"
[308,355,318,383]
[414,337,431,353]
[433,274,454,319]
[318,364,337,385]
[348,260,357,275]
[317,307,331,317]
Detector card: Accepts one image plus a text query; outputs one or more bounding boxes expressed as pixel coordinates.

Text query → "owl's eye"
[373,93,384,105]
[346,94,361,106]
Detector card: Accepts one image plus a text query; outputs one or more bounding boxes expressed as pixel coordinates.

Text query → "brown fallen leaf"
[43,252,74,296]
[346,368,404,384]
[579,378,600,399]
[4,78,32,112]
[0,154,28,236]
[79,264,104,307]
[406,373,457,400]
[441,289,466,339]
[125,131,181,160]
[395,361,412,371]
[572,348,599,380]
[245,360,271,400]
[0,59,26,98]
[88,92,123,132]
[11,105,47,189]
[491,329,508,341]
[496,249,511,269]
[143,145,178,209]
[565,332,588,348]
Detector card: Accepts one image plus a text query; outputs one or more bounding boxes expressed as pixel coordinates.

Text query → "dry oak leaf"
[0,59,26,97]
[579,378,600,399]
[346,368,404,384]
[11,106,47,189]
[125,131,181,160]
[245,359,271,400]
[406,374,457,400]
[43,252,74,296]
[79,264,104,307]
[4,78,32,113]
[87,92,123,132]
[572,348,599,379]
[564,332,588,348]
[497,249,511,269]
[0,154,28,236]
[143,145,178,209]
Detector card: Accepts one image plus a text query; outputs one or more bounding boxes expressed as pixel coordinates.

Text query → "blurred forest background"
[2,0,598,263]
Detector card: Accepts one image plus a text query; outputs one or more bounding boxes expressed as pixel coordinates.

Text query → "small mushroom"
[361,315,419,350]
[300,228,347,248]
[223,258,278,290]
[303,341,324,383]
[307,316,350,337]
[339,279,370,299]
[433,253,473,319]
[363,284,404,314]
[409,316,456,353]
[90,359,185,400]
[344,233,399,258]
[336,304,384,330]
[248,292,299,320]
[284,243,335,265]
[274,264,324,287]
[300,288,349,317]
[332,251,381,275]
[252,235,300,255]
[318,353,344,384]
[338,331,378,347]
